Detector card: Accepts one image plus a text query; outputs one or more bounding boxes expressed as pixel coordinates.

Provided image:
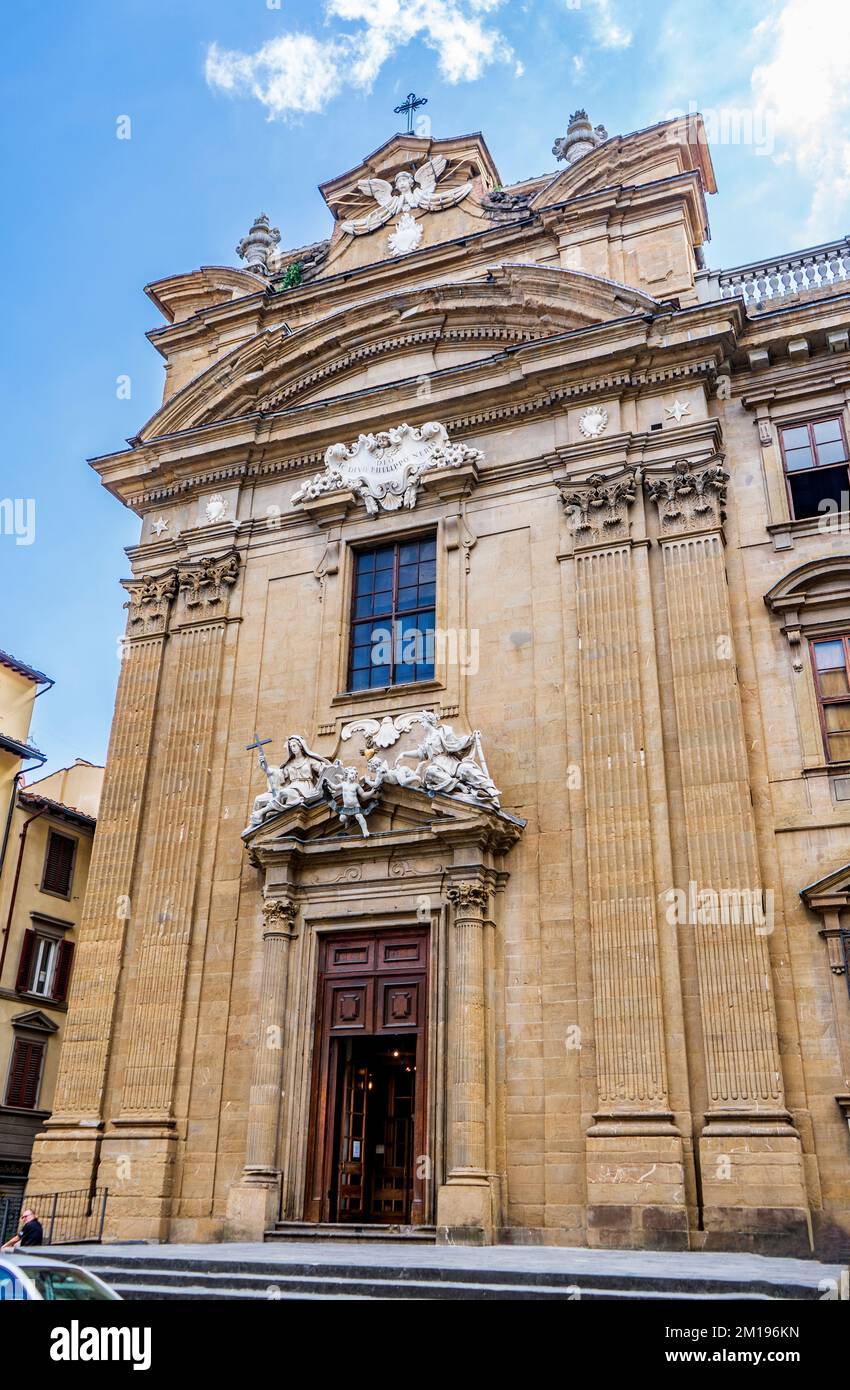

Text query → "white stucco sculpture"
[247,734,330,829]
[340,156,472,257]
[292,421,483,516]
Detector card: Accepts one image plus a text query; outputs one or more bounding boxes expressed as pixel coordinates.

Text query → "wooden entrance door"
[306,928,429,1225]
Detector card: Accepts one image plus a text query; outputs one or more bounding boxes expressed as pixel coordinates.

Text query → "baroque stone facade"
[27,114,850,1256]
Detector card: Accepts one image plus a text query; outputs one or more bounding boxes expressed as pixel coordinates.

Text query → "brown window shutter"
[15,929,36,993]
[5,1039,44,1108]
[52,939,75,1002]
[42,831,75,896]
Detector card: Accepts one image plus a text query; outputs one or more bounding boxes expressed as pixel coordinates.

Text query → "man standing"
[1,1207,43,1251]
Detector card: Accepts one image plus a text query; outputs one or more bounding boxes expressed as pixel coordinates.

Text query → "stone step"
[267,1221,436,1244]
[94,1268,779,1302]
[52,1249,830,1300]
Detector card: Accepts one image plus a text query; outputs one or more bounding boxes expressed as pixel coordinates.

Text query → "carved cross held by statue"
[246,732,273,791]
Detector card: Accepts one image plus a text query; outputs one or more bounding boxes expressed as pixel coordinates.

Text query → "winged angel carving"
[340,157,472,257]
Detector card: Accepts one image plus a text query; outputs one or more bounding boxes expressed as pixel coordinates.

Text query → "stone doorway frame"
[227,782,523,1243]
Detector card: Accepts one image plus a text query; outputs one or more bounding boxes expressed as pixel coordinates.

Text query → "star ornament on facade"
[151,517,169,537]
[666,399,691,424]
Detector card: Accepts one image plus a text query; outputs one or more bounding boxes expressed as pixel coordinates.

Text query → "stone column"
[226,895,297,1239]
[97,552,239,1240]
[646,458,809,1251]
[26,571,178,1201]
[562,472,687,1248]
[436,879,493,1241]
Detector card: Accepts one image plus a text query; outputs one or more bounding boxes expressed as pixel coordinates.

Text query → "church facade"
[27,111,850,1256]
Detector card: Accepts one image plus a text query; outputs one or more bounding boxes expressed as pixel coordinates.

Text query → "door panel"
[307,927,430,1225]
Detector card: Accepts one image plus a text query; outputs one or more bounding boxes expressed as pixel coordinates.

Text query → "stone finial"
[236,213,281,275]
[553,109,609,165]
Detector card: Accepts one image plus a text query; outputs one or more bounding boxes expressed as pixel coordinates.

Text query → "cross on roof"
[394,92,428,135]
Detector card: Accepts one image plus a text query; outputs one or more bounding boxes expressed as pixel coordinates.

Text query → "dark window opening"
[348,536,437,691]
[780,417,850,520]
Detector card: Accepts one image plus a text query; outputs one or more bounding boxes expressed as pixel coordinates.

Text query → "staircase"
[46,1244,848,1302]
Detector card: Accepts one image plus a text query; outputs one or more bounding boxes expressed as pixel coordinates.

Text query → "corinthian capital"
[262,896,297,935]
[177,551,240,608]
[447,881,488,917]
[644,458,729,536]
[123,569,178,635]
[560,472,637,547]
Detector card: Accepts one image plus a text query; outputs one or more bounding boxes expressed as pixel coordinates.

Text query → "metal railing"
[19,1188,108,1245]
[697,237,850,308]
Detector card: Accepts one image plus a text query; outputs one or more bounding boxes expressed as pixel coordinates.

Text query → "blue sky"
[2,0,848,778]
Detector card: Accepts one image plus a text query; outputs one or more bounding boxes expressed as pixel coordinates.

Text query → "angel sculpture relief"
[340,157,473,256]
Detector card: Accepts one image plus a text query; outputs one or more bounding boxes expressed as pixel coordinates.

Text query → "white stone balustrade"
[697,238,850,307]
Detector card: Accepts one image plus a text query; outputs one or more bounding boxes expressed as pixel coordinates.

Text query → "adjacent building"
[0,649,102,1232]
[28,110,850,1256]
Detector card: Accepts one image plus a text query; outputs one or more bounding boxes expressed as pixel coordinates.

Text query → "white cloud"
[205,0,515,121]
[585,0,632,50]
[750,0,850,238]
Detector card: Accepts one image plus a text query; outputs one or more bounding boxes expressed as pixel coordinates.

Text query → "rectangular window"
[15,930,74,1001]
[780,417,850,520]
[812,636,850,762]
[348,535,437,691]
[41,830,76,897]
[4,1038,45,1109]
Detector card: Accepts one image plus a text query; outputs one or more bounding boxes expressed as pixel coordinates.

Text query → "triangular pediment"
[317,132,501,278]
[11,1009,59,1034]
[801,861,850,910]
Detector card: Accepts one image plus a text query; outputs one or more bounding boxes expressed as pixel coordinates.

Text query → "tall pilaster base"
[27,1123,102,1207]
[586,1115,688,1250]
[699,1115,811,1255]
[97,1126,177,1242]
[436,1172,495,1245]
[225,1172,281,1241]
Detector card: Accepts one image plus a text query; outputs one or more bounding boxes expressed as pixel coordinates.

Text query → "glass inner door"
[334,1035,416,1222]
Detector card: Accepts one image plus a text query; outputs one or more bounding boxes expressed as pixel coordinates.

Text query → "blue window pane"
[782,426,810,449]
[356,551,375,572]
[420,559,436,582]
[814,419,842,444]
[375,547,395,570]
[395,663,416,684]
[370,665,391,687]
[399,543,419,564]
[354,595,375,618]
[784,446,814,472]
[373,569,393,592]
[351,646,372,670]
[397,585,418,612]
[398,563,418,587]
[418,582,436,605]
[351,666,370,690]
[352,621,375,646]
[421,538,436,560]
[816,441,847,467]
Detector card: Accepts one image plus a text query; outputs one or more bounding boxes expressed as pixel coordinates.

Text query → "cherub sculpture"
[328,765,382,839]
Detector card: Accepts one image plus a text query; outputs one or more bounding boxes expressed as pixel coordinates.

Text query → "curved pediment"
[137,266,663,441]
